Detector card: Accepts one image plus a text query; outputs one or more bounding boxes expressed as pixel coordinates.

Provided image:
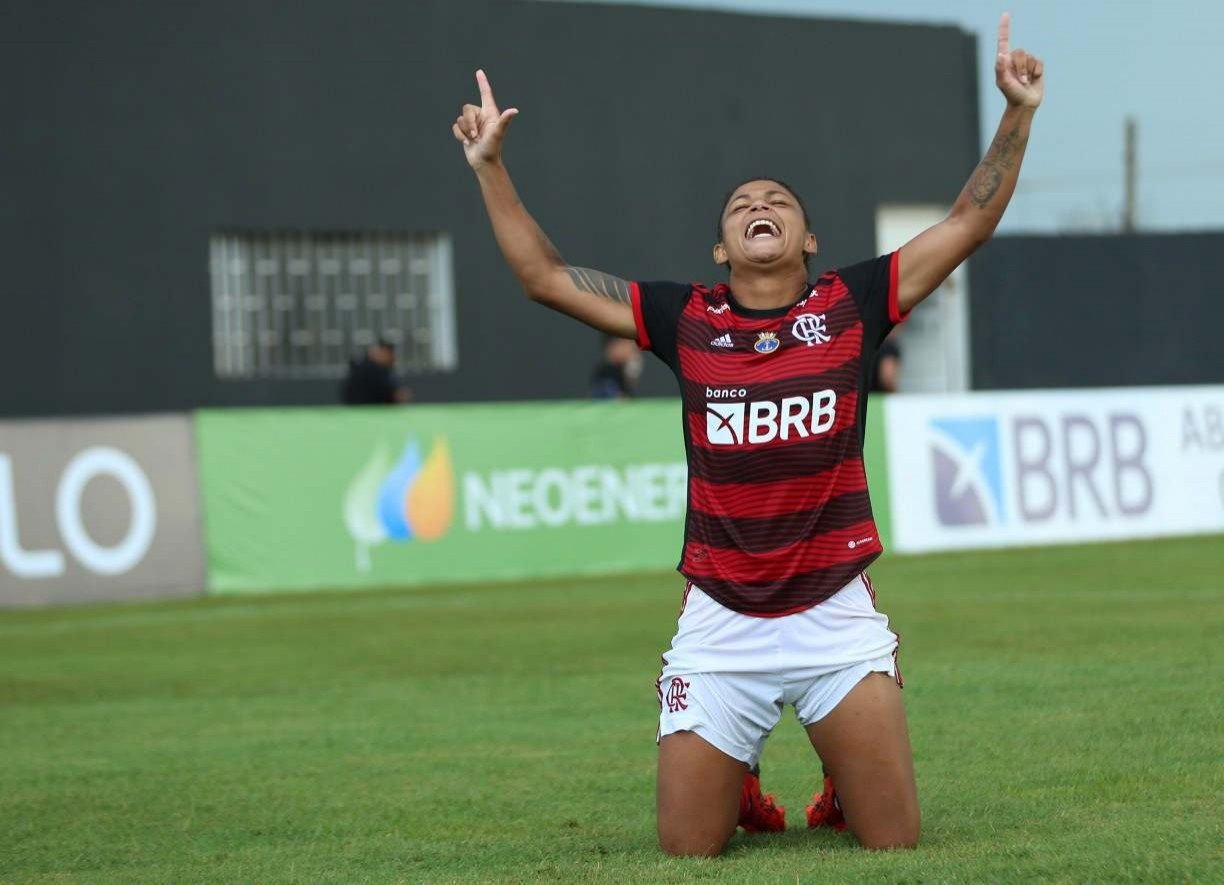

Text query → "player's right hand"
[452,70,519,170]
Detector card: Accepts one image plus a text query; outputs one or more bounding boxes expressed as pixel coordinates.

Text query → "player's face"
[715,180,816,271]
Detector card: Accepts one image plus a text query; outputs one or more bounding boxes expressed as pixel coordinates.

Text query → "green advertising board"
[196,399,893,595]
[196,401,690,593]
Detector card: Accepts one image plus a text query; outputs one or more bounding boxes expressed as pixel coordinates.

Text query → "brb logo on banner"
[929,418,1006,526]
[0,447,157,577]
[705,388,838,446]
[343,437,455,572]
[928,412,1153,528]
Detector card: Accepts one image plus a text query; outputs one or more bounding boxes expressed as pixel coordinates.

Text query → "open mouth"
[744,218,782,240]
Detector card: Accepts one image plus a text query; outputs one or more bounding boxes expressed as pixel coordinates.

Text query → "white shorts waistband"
[660,573,898,678]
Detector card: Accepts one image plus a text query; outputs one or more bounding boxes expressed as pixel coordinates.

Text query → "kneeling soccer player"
[452,13,1042,855]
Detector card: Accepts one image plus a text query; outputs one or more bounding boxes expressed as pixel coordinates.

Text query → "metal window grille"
[209,231,457,379]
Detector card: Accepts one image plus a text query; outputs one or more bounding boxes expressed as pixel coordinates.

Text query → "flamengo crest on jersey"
[792,313,831,346]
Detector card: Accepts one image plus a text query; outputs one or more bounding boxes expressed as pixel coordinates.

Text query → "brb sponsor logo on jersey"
[705,387,837,446]
[928,412,1153,528]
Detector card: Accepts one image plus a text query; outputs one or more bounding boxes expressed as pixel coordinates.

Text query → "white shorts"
[656,573,900,768]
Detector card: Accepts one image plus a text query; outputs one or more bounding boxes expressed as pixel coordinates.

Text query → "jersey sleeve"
[630,281,692,369]
[837,251,908,351]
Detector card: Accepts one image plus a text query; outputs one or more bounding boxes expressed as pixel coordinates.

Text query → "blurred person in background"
[590,333,643,399]
[340,337,410,405]
[453,11,1041,858]
[871,328,902,393]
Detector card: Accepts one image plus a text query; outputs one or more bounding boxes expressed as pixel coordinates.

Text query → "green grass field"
[2,536,1222,883]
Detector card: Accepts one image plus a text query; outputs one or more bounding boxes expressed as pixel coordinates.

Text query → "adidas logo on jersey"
[710,333,734,349]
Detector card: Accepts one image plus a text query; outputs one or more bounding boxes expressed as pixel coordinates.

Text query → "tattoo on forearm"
[565,266,631,303]
[965,124,1025,208]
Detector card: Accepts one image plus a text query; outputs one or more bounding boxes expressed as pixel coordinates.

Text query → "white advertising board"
[0,415,205,607]
[884,386,1224,553]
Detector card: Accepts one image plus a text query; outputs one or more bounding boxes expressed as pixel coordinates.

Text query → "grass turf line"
[1,535,1221,883]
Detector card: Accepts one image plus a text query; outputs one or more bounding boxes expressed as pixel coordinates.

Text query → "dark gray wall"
[970,233,1224,390]
[1,0,979,416]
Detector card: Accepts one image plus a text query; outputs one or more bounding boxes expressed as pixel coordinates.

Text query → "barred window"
[209,231,457,379]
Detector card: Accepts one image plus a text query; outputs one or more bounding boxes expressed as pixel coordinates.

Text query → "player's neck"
[727,266,808,311]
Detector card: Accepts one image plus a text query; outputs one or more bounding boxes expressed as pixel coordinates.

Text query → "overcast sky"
[546,0,1224,234]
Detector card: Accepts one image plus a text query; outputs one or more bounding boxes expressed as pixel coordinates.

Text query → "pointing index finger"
[997,11,1011,56]
[476,69,497,110]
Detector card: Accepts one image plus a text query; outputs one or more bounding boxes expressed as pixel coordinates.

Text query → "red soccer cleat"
[805,775,847,831]
[738,771,786,833]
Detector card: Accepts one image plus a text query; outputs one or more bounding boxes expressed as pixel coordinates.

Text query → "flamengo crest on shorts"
[664,676,690,712]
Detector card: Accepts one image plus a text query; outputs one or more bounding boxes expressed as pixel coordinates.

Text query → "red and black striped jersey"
[630,252,907,617]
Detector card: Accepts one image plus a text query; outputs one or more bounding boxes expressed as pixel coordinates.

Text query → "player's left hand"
[995,12,1044,109]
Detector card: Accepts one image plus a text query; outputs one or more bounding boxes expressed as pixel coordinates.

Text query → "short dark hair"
[716,176,813,271]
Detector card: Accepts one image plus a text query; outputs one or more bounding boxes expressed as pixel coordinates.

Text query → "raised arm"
[896,12,1044,313]
[452,71,637,339]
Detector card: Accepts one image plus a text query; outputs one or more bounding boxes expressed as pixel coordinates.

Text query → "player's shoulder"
[636,280,710,312]
[819,254,895,299]
[638,280,696,297]
[817,258,878,284]
[810,264,859,296]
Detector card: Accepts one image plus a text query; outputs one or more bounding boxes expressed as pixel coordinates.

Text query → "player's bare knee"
[855,813,920,850]
[856,828,920,850]
[657,820,734,857]
[658,831,730,857]
[660,837,724,856]
[860,833,920,851]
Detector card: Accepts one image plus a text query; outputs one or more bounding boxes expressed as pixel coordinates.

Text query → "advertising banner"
[0,415,206,607]
[884,386,1224,553]
[196,402,689,593]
